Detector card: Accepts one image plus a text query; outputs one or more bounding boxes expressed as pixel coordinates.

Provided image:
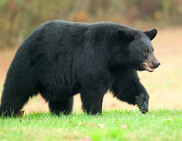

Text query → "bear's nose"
[153,61,160,68]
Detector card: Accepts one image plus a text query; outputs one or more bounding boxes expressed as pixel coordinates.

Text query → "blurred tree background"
[0,0,182,49]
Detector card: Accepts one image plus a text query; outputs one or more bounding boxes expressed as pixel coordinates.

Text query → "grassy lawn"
[0,110,181,141]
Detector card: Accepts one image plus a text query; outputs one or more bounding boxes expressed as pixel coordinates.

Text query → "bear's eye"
[142,49,149,54]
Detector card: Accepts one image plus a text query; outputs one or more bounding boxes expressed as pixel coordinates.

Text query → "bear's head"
[118,28,160,72]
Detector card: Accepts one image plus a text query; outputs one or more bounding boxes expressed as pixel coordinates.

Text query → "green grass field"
[0,110,181,141]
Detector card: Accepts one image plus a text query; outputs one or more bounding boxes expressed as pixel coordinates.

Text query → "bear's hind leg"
[49,97,73,116]
[0,86,30,117]
[0,72,39,117]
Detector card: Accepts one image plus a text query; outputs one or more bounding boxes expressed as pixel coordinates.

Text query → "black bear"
[0,20,160,117]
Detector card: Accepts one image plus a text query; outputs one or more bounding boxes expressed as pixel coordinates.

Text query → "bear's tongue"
[143,63,155,72]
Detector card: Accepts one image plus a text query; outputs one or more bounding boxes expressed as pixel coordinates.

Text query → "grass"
[0,110,181,141]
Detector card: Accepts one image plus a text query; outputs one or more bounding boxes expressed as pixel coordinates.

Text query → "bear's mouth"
[142,62,155,72]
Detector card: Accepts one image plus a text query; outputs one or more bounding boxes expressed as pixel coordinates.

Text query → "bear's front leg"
[112,69,150,114]
[49,97,73,116]
[81,92,104,115]
[135,93,149,114]
[80,71,110,115]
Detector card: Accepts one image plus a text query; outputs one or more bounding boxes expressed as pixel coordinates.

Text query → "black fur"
[0,20,158,116]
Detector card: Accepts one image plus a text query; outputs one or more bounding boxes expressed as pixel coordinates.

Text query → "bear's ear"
[118,29,134,43]
[144,29,157,40]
